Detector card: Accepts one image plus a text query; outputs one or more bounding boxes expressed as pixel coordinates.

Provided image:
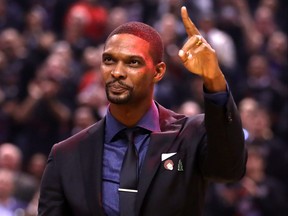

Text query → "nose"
[111,62,126,79]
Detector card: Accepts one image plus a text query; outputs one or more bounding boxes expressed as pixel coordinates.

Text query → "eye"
[129,59,142,67]
[130,60,139,65]
[102,56,114,64]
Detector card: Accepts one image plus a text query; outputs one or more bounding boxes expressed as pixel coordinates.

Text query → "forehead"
[103,34,151,58]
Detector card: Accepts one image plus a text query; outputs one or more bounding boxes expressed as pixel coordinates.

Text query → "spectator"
[0,143,38,204]
[0,168,27,215]
[266,31,288,87]
[26,153,47,182]
[238,98,288,186]
[23,6,49,51]
[0,0,24,32]
[237,54,287,129]
[239,146,287,216]
[233,0,278,54]
[0,28,34,101]
[71,105,99,135]
[105,6,128,37]
[64,0,108,44]
[198,12,237,71]
[177,100,202,116]
[205,146,288,216]
[12,74,72,161]
[77,45,108,117]
[153,12,189,109]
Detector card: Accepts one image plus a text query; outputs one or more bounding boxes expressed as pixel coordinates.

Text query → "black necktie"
[119,128,138,216]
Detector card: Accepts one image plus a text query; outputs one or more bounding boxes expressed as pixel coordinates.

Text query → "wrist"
[203,72,226,93]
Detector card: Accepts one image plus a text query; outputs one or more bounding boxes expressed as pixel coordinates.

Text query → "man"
[38,6,246,216]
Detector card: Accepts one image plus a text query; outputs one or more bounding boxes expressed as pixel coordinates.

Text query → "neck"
[109,100,153,127]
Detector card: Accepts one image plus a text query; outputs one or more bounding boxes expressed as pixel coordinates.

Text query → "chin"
[107,95,131,105]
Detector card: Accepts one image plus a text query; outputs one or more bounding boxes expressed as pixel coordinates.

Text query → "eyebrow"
[102,52,146,62]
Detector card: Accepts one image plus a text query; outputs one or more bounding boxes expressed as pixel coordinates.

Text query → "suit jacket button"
[227,112,233,123]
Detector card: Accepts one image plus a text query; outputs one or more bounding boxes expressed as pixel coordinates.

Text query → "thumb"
[178,49,192,63]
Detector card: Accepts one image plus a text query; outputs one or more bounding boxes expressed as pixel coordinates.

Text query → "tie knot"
[124,127,137,141]
[114,127,149,143]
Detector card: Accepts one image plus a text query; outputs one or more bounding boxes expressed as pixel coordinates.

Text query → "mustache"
[106,79,133,89]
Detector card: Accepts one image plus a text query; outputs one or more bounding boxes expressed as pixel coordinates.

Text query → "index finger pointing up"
[181,6,201,37]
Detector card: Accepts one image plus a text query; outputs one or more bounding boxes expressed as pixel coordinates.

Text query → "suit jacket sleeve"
[38,145,71,216]
[199,91,246,182]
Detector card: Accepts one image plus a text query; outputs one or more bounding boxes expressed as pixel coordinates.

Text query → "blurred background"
[0,0,287,215]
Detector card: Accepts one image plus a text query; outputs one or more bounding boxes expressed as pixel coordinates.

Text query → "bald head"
[0,143,22,171]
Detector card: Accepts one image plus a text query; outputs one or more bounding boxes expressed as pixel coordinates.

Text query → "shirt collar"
[105,101,160,142]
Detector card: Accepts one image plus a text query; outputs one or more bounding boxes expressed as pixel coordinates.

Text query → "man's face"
[101,34,157,105]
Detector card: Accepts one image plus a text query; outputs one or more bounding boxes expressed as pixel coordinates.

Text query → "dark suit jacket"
[38,93,246,216]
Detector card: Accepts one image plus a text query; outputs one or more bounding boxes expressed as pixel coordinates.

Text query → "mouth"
[107,81,132,94]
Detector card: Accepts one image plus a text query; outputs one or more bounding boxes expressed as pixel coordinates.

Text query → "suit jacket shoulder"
[52,118,105,154]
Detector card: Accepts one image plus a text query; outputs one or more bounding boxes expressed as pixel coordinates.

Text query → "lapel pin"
[164,159,174,170]
[177,159,184,171]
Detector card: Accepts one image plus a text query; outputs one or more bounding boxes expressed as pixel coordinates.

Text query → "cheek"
[132,71,154,89]
[100,66,110,82]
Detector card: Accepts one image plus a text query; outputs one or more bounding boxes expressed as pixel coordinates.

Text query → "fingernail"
[178,50,184,56]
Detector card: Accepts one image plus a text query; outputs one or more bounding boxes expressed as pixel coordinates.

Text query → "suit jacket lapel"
[136,104,185,214]
[78,119,106,216]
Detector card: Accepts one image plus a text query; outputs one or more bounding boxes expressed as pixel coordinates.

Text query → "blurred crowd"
[0,0,287,215]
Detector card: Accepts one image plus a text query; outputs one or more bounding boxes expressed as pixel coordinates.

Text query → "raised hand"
[178,6,226,92]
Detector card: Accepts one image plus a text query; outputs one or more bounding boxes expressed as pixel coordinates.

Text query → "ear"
[153,62,166,83]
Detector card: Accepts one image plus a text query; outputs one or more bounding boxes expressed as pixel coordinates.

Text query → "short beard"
[105,80,133,104]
